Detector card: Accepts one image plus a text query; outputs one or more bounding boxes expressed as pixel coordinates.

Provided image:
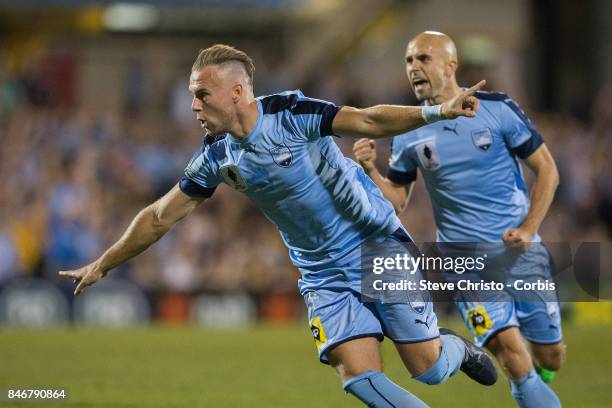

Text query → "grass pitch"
[0,321,609,407]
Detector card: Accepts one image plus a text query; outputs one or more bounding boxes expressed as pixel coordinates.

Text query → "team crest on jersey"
[416,141,441,170]
[269,144,293,167]
[467,305,493,336]
[471,128,493,151]
[309,316,327,349]
[410,300,426,314]
[219,165,248,191]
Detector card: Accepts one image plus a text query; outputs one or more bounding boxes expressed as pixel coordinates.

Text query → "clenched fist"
[353,138,377,173]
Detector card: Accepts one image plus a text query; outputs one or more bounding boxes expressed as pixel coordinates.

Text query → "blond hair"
[192,44,255,85]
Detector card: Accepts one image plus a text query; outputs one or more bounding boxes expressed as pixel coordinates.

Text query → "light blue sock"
[343,370,429,407]
[510,369,561,408]
[414,334,465,385]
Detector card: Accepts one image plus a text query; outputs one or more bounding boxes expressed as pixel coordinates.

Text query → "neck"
[426,81,462,105]
[228,97,258,139]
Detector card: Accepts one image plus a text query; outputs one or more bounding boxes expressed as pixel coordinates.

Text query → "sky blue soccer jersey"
[180,90,401,293]
[387,91,543,244]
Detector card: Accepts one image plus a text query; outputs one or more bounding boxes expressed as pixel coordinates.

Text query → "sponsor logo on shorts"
[309,316,327,349]
[414,318,430,329]
[467,305,493,336]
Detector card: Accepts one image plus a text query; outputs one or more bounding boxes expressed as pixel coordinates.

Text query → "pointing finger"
[59,270,79,279]
[464,80,486,96]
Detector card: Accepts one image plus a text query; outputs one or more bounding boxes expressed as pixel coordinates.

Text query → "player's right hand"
[353,138,377,172]
[59,263,106,296]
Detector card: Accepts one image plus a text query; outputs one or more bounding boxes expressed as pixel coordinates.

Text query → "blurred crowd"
[0,49,610,301]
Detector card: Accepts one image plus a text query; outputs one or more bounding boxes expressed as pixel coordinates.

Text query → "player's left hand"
[59,262,107,296]
[441,80,486,119]
[502,227,534,253]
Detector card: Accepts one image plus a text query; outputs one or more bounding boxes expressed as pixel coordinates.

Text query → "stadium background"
[0,0,610,406]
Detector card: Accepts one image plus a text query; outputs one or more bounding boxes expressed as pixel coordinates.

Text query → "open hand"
[59,263,106,296]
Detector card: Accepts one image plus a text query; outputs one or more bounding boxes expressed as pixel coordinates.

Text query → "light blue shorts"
[455,244,563,347]
[304,288,439,364]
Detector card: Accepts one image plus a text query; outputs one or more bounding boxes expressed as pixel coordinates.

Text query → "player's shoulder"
[474,90,525,108]
[474,90,511,101]
[258,90,334,116]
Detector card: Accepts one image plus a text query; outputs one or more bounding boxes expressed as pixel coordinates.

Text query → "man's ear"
[232,84,243,103]
[446,60,458,78]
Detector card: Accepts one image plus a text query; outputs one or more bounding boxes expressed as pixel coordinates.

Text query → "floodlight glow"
[103,3,160,32]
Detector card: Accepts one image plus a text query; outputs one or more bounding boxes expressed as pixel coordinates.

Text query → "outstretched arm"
[59,184,206,295]
[332,80,486,139]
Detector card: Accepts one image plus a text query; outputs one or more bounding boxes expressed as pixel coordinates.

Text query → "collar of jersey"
[227,99,263,147]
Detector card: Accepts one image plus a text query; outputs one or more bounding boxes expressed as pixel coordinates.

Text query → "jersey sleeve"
[179,145,219,198]
[500,97,544,159]
[261,91,341,141]
[386,137,418,185]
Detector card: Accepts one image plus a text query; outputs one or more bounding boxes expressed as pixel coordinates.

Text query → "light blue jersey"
[387,91,561,347]
[388,91,543,244]
[180,90,401,294]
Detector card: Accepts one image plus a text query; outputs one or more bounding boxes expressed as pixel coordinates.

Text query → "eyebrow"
[190,87,209,97]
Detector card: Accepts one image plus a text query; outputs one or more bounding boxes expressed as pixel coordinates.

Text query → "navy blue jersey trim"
[318,103,341,136]
[387,168,417,185]
[513,134,543,159]
[391,335,440,344]
[481,325,520,348]
[259,93,341,137]
[475,91,544,159]
[320,333,384,364]
[204,133,227,146]
[179,177,216,198]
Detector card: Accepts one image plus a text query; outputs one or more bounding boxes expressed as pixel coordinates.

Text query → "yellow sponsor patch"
[467,305,493,336]
[309,317,327,349]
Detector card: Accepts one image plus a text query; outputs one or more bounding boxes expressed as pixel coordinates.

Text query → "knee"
[535,343,566,371]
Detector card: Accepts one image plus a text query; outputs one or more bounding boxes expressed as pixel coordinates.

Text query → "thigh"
[304,289,383,364]
[327,337,383,382]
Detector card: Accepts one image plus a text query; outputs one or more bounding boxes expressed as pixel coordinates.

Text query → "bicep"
[521,144,556,174]
[153,184,207,227]
[331,106,374,138]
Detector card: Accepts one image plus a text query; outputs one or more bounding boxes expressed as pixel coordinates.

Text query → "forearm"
[520,170,559,234]
[360,105,428,139]
[364,167,408,214]
[95,205,171,274]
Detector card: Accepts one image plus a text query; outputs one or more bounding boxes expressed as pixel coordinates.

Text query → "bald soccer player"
[60,44,496,407]
[354,32,565,407]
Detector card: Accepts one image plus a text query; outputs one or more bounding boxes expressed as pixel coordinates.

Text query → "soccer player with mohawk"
[60,44,495,406]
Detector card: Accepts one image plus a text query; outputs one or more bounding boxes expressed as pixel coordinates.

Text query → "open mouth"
[198,119,207,129]
[412,78,430,92]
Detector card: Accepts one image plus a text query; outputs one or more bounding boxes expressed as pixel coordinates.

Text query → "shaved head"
[404,31,461,104]
[409,31,457,64]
